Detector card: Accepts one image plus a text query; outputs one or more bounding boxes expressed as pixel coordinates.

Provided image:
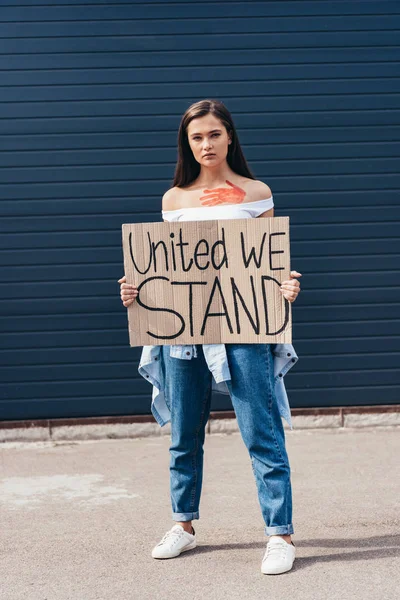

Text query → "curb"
[0,405,399,442]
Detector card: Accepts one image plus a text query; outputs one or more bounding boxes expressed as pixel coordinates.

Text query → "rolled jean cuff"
[264,524,294,536]
[172,511,199,521]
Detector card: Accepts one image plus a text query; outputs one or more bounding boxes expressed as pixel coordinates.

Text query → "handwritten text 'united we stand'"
[123,218,290,344]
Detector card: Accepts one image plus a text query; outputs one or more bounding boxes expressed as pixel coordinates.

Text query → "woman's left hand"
[280,270,302,303]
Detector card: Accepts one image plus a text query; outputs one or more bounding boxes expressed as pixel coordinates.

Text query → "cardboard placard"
[122,217,291,346]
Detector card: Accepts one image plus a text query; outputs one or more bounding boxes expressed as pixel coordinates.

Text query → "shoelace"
[158,527,184,547]
[263,540,288,561]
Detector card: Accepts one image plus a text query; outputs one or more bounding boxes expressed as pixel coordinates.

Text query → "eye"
[212,133,220,137]
[192,136,201,141]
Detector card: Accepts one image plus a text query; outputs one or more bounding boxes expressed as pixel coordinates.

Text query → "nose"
[203,138,212,151]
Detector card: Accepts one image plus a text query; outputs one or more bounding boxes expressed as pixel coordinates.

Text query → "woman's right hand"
[118,275,138,307]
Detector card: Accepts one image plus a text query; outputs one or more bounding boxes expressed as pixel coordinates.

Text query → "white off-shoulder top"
[161,196,274,222]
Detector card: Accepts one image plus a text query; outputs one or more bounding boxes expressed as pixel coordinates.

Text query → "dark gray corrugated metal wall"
[1,0,399,420]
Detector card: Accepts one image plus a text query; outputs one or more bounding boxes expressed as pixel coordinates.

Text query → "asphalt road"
[1,426,399,600]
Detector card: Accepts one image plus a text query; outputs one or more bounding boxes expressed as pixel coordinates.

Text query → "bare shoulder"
[162,186,181,211]
[245,179,273,202]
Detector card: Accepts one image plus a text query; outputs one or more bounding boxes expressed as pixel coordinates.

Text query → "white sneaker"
[151,524,197,559]
[261,537,296,574]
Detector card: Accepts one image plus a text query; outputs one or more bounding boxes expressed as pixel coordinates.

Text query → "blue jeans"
[162,343,294,537]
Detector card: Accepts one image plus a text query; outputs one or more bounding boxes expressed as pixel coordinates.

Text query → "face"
[186,113,232,167]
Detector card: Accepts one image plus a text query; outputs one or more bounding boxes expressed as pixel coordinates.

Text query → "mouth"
[203,153,216,158]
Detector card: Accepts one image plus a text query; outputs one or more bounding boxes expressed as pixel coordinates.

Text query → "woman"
[119,99,301,575]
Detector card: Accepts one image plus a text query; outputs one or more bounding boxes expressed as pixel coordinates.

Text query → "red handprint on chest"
[199,179,246,206]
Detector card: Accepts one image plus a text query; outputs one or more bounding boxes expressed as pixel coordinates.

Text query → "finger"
[202,199,224,206]
[290,271,302,278]
[123,299,135,307]
[118,275,126,283]
[281,291,297,303]
[225,179,240,190]
[280,288,300,296]
[121,291,138,299]
[282,292,297,302]
[200,194,219,202]
[121,283,136,290]
[281,281,300,290]
[121,290,138,298]
[121,292,138,299]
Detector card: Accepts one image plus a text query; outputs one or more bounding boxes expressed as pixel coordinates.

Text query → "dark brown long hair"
[172,99,255,188]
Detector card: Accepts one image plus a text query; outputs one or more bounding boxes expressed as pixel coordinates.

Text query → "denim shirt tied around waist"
[138,343,298,430]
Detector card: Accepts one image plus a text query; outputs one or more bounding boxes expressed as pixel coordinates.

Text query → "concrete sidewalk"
[1,426,399,600]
